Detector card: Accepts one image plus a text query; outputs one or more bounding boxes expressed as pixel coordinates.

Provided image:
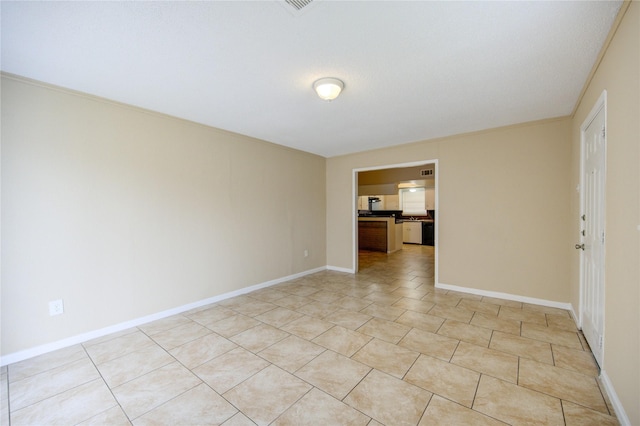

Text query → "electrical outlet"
[49,299,64,316]
[304,249,309,257]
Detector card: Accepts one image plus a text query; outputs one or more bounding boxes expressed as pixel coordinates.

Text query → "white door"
[579,91,607,367]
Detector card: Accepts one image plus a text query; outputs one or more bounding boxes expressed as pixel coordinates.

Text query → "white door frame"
[578,89,607,366]
[352,159,438,285]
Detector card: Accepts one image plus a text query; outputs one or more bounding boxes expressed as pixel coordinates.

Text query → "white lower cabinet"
[402,222,422,244]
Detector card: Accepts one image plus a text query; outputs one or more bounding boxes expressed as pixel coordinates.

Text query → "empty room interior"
[1,1,638,425]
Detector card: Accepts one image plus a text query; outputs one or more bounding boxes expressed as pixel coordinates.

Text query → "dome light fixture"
[313,77,344,101]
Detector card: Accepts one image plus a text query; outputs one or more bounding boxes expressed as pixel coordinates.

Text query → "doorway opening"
[352,160,438,286]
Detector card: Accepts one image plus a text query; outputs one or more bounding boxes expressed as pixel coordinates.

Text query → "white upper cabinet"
[425,188,435,210]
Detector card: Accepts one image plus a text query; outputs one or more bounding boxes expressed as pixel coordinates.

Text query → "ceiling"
[1,1,622,158]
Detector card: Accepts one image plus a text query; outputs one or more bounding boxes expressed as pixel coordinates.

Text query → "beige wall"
[1,76,327,355]
[327,118,572,302]
[570,2,639,423]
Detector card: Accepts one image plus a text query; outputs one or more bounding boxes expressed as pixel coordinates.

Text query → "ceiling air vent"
[420,169,434,177]
[285,0,314,12]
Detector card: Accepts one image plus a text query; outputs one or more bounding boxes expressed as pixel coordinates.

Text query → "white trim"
[436,282,574,312]
[599,370,631,425]
[353,159,439,286]
[578,89,607,367]
[0,266,326,367]
[326,265,355,274]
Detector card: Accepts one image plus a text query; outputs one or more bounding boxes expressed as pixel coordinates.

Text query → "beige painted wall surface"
[327,118,572,302]
[570,3,639,423]
[1,76,327,355]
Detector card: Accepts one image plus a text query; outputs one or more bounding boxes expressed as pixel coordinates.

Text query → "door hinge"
[601,126,606,138]
[599,335,604,348]
[602,232,605,244]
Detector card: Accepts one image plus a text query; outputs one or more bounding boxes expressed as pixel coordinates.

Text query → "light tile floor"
[2,245,619,425]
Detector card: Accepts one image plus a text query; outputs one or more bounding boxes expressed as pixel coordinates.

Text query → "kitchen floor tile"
[392,297,435,313]
[274,294,313,310]
[78,405,130,425]
[85,331,156,365]
[498,306,547,325]
[138,315,191,336]
[273,388,370,426]
[547,313,579,332]
[324,309,372,330]
[489,331,554,364]
[8,345,87,383]
[451,341,519,383]
[394,310,444,333]
[428,304,475,323]
[352,338,419,378]
[357,317,411,344]
[457,299,500,316]
[111,362,201,420]
[10,357,100,411]
[419,394,506,426]
[344,369,432,426]
[398,327,459,361]
[437,319,493,347]
[295,300,340,318]
[150,321,212,351]
[10,379,117,426]
[421,292,462,307]
[518,358,608,413]
[561,400,619,426]
[405,354,480,407]
[473,375,564,425]
[169,332,237,369]
[334,296,373,311]
[229,323,289,353]
[206,314,261,338]
[193,347,269,394]
[470,312,521,335]
[312,325,372,357]
[97,344,174,388]
[359,303,406,321]
[521,322,583,350]
[184,305,235,328]
[280,315,334,340]
[254,306,305,328]
[551,344,599,377]
[295,350,370,399]
[258,335,325,373]
[308,290,344,304]
[133,383,237,425]
[224,365,311,426]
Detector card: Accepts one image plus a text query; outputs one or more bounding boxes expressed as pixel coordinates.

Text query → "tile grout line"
[81,344,132,425]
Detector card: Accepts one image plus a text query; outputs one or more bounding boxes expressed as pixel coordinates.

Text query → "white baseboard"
[599,370,631,425]
[436,282,574,312]
[0,266,327,367]
[326,265,355,273]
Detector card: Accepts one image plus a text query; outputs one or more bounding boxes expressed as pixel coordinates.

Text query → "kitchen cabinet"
[385,194,399,210]
[358,196,368,210]
[403,221,422,244]
[425,188,435,210]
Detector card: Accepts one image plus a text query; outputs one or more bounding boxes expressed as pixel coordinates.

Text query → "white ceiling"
[1,1,622,157]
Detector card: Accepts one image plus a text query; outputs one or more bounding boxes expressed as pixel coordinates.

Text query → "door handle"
[575,244,585,250]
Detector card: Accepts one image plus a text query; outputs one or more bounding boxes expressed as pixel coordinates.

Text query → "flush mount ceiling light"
[313,77,344,101]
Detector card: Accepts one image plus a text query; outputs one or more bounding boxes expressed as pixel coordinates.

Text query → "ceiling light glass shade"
[313,77,344,101]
